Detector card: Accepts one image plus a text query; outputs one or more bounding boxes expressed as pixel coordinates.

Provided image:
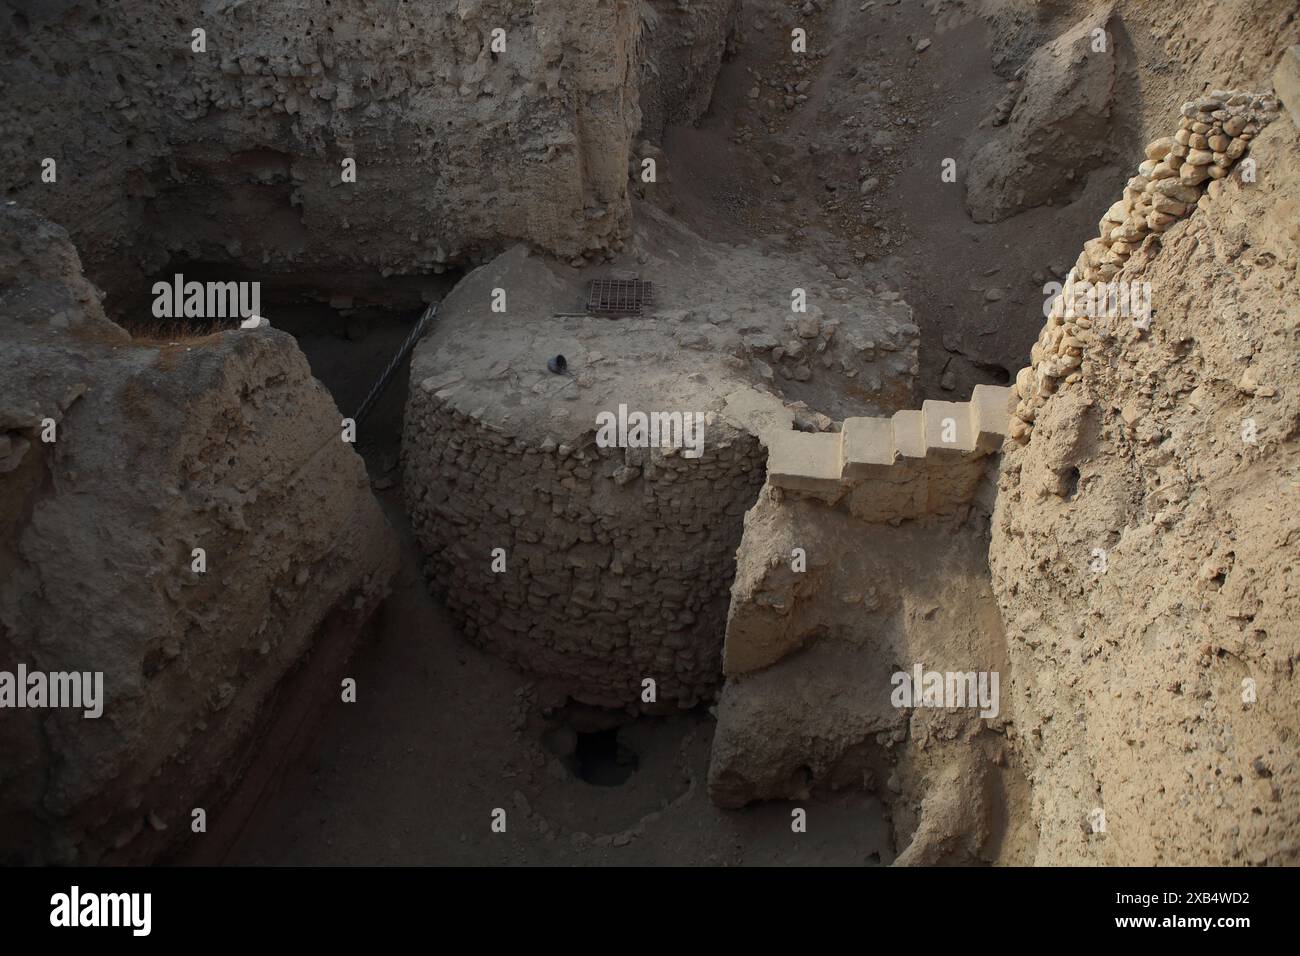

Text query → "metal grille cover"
[586,278,653,317]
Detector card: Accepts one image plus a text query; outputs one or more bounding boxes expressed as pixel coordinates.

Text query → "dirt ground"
[660,0,1116,398]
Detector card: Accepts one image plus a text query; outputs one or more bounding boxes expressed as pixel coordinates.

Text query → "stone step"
[766,430,844,494]
[765,388,1015,492]
[922,399,977,455]
[842,416,894,478]
[970,384,1015,451]
[890,408,926,461]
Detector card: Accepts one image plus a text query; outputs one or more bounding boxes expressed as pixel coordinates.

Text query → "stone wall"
[0,204,399,864]
[400,229,920,711]
[404,380,766,709]
[1009,89,1282,442]
[0,0,647,298]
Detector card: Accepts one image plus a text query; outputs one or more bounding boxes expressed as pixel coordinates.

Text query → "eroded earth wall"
[990,101,1300,865]
[637,0,740,143]
[0,205,399,864]
[710,491,1028,863]
[0,0,646,296]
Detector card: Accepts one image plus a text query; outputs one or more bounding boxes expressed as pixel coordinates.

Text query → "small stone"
[1153,179,1200,203]
[1146,210,1178,232]
[1144,137,1174,160]
[612,465,641,486]
[1151,195,1187,216]
[1149,160,1177,181]
[915,38,931,52]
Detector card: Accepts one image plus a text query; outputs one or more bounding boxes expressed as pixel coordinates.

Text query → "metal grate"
[586,278,653,317]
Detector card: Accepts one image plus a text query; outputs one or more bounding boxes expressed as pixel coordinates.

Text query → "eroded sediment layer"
[708,491,1030,864]
[0,205,399,864]
[637,0,741,143]
[0,0,650,296]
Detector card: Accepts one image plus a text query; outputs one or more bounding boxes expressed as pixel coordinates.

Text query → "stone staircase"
[764,385,1016,521]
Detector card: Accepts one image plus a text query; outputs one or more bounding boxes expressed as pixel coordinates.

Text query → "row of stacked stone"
[402,379,769,709]
[1008,91,1280,443]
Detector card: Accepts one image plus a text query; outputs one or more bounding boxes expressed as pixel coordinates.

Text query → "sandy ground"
[204,305,893,865]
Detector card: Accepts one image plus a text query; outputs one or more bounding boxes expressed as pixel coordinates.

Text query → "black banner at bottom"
[0,865,1282,942]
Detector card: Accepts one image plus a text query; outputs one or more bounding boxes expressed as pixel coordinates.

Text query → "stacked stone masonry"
[1011,90,1282,442]
[403,381,767,710]
[398,238,921,712]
